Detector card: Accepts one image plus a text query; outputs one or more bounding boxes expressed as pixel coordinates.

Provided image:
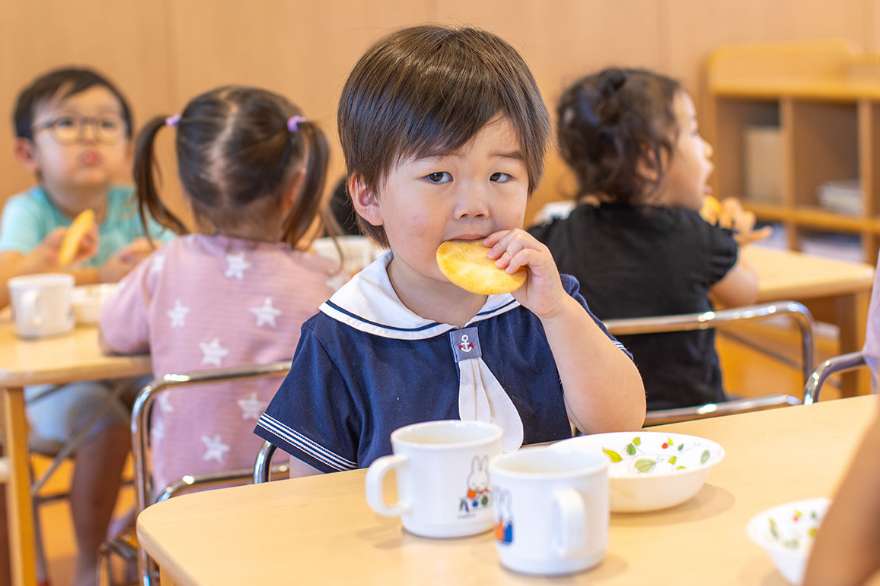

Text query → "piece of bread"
[700,195,721,224]
[58,209,96,266]
[436,240,527,295]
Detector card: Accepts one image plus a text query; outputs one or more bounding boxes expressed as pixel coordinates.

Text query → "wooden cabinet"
[707,39,880,263]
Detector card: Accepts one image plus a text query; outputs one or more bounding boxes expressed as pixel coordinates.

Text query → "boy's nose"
[80,122,99,144]
[453,184,490,220]
[454,197,489,220]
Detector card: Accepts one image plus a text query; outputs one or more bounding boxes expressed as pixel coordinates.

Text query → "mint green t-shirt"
[0,185,172,267]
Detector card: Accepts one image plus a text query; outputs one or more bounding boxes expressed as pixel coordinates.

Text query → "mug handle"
[365,454,411,517]
[553,487,586,558]
[20,289,44,328]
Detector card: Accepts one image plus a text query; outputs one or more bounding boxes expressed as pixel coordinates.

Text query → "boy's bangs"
[392,67,508,164]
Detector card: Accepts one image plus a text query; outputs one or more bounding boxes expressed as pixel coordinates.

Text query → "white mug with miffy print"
[365,420,503,538]
[490,444,609,576]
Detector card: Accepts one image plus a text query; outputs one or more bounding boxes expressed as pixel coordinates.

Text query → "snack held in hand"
[436,240,527,295]
[700,195,720,224]
[58,209,96,266]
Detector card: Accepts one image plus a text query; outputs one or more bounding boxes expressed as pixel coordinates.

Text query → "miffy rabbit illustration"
[459,455,491,516]
[494,487,514,545]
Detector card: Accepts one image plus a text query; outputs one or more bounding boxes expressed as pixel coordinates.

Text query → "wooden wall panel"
[0,0,173,202]
[1,0,877,225]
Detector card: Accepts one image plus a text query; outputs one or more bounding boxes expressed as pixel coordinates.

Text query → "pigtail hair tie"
[287,115,306,133]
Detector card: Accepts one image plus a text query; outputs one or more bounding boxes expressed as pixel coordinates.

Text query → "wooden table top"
[138,396,878,586]
[746,246,875,301]
[0,318,151,387]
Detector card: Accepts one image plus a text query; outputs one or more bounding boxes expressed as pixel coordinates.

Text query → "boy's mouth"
[79,150,103,167]
[448,234,488,242]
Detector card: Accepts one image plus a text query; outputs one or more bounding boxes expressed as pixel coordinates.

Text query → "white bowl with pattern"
[71,284,118,325]
[553,432,725,512]
[747,498,829,585]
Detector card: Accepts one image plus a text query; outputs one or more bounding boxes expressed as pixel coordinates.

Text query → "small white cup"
[490,445,609,576]
[365,420,503,538]
[8,274,75,338]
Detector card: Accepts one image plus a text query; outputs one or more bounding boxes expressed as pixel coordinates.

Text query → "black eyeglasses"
[32,114,126,145]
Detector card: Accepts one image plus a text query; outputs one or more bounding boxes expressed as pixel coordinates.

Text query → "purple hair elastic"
[287,115,306,132]
[165,114,181,127]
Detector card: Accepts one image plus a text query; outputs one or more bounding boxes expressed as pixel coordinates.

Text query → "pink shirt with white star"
[100,234,335,491]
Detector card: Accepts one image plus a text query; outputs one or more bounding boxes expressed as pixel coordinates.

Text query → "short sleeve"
[700,222,738,287]
[0,194,45,253]
[561,273,632,360]
[99,252,158,354]
[254,326,360,473]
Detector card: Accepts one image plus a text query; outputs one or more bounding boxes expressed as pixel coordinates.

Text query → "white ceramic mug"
[365,420,503,538]
[8,274,75,338]
[489,445,609,576]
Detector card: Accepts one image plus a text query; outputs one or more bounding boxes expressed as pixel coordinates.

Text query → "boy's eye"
[424,172,452,184]
[55,116,76,129]
[490,172,512,183]
[99,118,120,130]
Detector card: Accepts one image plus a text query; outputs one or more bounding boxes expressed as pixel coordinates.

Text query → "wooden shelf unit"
[706,40,880,263]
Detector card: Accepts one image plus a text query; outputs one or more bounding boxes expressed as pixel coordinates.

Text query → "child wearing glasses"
[0,67,169,309]
[0,67,169,586]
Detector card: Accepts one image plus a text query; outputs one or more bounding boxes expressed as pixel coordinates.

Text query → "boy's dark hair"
[13,67,134,140]
[338,25,549,246]
[328,177,362,236]
[133,85,329,247]
[557,68,682,204]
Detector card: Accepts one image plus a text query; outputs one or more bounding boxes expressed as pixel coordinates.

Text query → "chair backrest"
[604,301,815,424]
[132,361,292,585]
[803,351,868,401]
[131,361,291,514]
[253,441,277,484]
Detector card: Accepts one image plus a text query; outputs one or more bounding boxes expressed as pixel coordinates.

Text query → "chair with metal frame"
[12,380,136,584]
[604,301,816,425]
[803,351,869,401]
[99,361,294,586]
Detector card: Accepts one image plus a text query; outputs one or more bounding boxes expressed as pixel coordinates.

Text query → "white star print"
[237,393,264,420]
[152,418,165,442]
[201,434,230,463]
[167,299,189,329]
[225,253,251,280]
[150,254,165,274]
[157,394,174,413]
[249,298,281,328]
[200,338,229,367]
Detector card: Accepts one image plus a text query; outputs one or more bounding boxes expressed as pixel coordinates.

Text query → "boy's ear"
[14,138,39,173]
[348,174,383,228]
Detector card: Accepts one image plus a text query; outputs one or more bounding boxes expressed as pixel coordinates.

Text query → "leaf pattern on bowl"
[766,506,825,551]
[600,434,716,474]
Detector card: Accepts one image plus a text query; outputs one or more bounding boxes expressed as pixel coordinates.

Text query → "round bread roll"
[58,209,96,266]
[436,240,527,295]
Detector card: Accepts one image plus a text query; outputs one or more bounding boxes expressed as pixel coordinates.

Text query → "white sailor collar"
[319,251,521,340]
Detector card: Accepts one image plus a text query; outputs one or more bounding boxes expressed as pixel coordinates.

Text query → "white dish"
[747,498,829,585]
[553,432,725,512]
[71,284,118,324]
